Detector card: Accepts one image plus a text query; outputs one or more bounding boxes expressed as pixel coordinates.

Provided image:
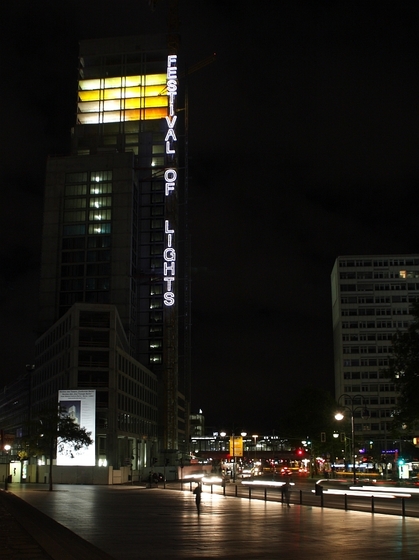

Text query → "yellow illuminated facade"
[77,74,167,124]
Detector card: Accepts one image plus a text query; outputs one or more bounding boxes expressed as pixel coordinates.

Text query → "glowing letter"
[164,262,175,275]
[164,292,175,306]
[165,221,174,234]
[164,169,177,183]
[164,248,176,261]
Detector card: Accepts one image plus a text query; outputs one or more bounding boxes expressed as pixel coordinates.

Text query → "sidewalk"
[5,483,419,559]
[0,489,114,559]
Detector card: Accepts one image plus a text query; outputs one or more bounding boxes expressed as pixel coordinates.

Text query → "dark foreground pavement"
[3,483,419,559]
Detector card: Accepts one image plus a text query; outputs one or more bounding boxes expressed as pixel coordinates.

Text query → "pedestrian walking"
[281,481,291,507]
[193,482,202,514]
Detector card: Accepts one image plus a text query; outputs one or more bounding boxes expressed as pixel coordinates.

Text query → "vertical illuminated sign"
[163,55,178,307]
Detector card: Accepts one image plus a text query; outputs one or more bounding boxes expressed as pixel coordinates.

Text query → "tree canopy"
[387,300,419,430]
[21,405,93,490]
[278,385,338,441]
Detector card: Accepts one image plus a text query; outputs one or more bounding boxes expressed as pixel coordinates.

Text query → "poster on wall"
[57,389,96,466]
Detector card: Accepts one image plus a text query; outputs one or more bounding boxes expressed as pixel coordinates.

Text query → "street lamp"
[4,445,11,490]
[252,435,258,461]
[335,394,369,485]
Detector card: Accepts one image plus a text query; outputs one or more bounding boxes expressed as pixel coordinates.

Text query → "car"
[280,467,292,476]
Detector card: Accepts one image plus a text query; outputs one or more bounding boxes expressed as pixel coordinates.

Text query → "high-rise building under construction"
[34,34,190,474]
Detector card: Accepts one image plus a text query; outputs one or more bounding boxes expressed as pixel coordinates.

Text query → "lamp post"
[4,444,11,490]
[252,435,258,461]
[335,394,369,485]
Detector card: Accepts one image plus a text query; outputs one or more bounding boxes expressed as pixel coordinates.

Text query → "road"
[176,475,419,518]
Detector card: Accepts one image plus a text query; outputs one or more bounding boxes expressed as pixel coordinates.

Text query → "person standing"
[193,482,202,514]
[281,481,291,507]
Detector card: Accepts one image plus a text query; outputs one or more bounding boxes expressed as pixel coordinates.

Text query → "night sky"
[1,1,419,433]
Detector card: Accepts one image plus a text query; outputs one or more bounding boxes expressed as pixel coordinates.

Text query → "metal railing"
[169,479,417,518]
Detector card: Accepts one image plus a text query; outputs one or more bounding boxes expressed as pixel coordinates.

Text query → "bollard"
[344,493,348,511]
[210,484,213,494]
[235,485,238,497]
[300,490,303,505]
[249,487,251,500]
[371,495,374,514]
[402,497,405,517]
[264,488,267,501]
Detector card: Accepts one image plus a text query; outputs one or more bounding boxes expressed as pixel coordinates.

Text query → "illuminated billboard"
[57,390,96,466]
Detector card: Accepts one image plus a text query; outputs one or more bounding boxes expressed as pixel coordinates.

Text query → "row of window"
[117,354,156,390]
[339,259,419,267]
[353,423,389,432]
[343,346,392,354]
[64,210,112,222]
[344,358,389,367]
[341,284,411,292]
[343,371,387,379]
[63,223,111,235]
[343,333,393,341]
[32,373,69,406]
[61,263,111,277]
[341,296,414,304]
[345,383,396,396]
[117,393,157,417]
[341,396,396,406]
[118,373,156,401]
[342,321,409,329]
[36,340,71,368]
[340,271,419,280]
[66,171,112,183]
[36,316,72,354]
[117,412,157,434]
[64,196,112,208]
[78,371,109,387]
[59,291,110,307]
[341,308,408,316]
[62,250,111,263]
[341,384,395,392]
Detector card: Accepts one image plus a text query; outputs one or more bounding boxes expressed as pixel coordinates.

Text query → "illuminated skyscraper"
[331,255,419,462]
[35,35,190,472]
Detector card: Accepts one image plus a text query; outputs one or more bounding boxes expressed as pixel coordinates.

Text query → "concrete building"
[331,255,419,463]
[31,34,190,479]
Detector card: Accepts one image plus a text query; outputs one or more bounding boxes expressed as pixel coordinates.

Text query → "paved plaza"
[2,483,419,559]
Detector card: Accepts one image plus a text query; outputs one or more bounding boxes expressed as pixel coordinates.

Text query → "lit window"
[88,223,111,234]
[89,210,111,221]
[90,197,112,208]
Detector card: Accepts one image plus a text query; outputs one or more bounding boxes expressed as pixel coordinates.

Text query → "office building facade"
[33,34,190,475]
[331,255,419,460]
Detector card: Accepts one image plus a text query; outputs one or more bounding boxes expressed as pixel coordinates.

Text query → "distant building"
[30,34,190,480]
[331,255,419,459]
[190,411,205,437]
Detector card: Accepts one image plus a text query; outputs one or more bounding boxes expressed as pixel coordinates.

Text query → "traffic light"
[321,432,326,443]
[397,457,405,466]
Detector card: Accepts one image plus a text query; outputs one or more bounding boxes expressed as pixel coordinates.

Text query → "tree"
[278,386,338,440]
[387,300,419,431]
[22,405,93,491]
